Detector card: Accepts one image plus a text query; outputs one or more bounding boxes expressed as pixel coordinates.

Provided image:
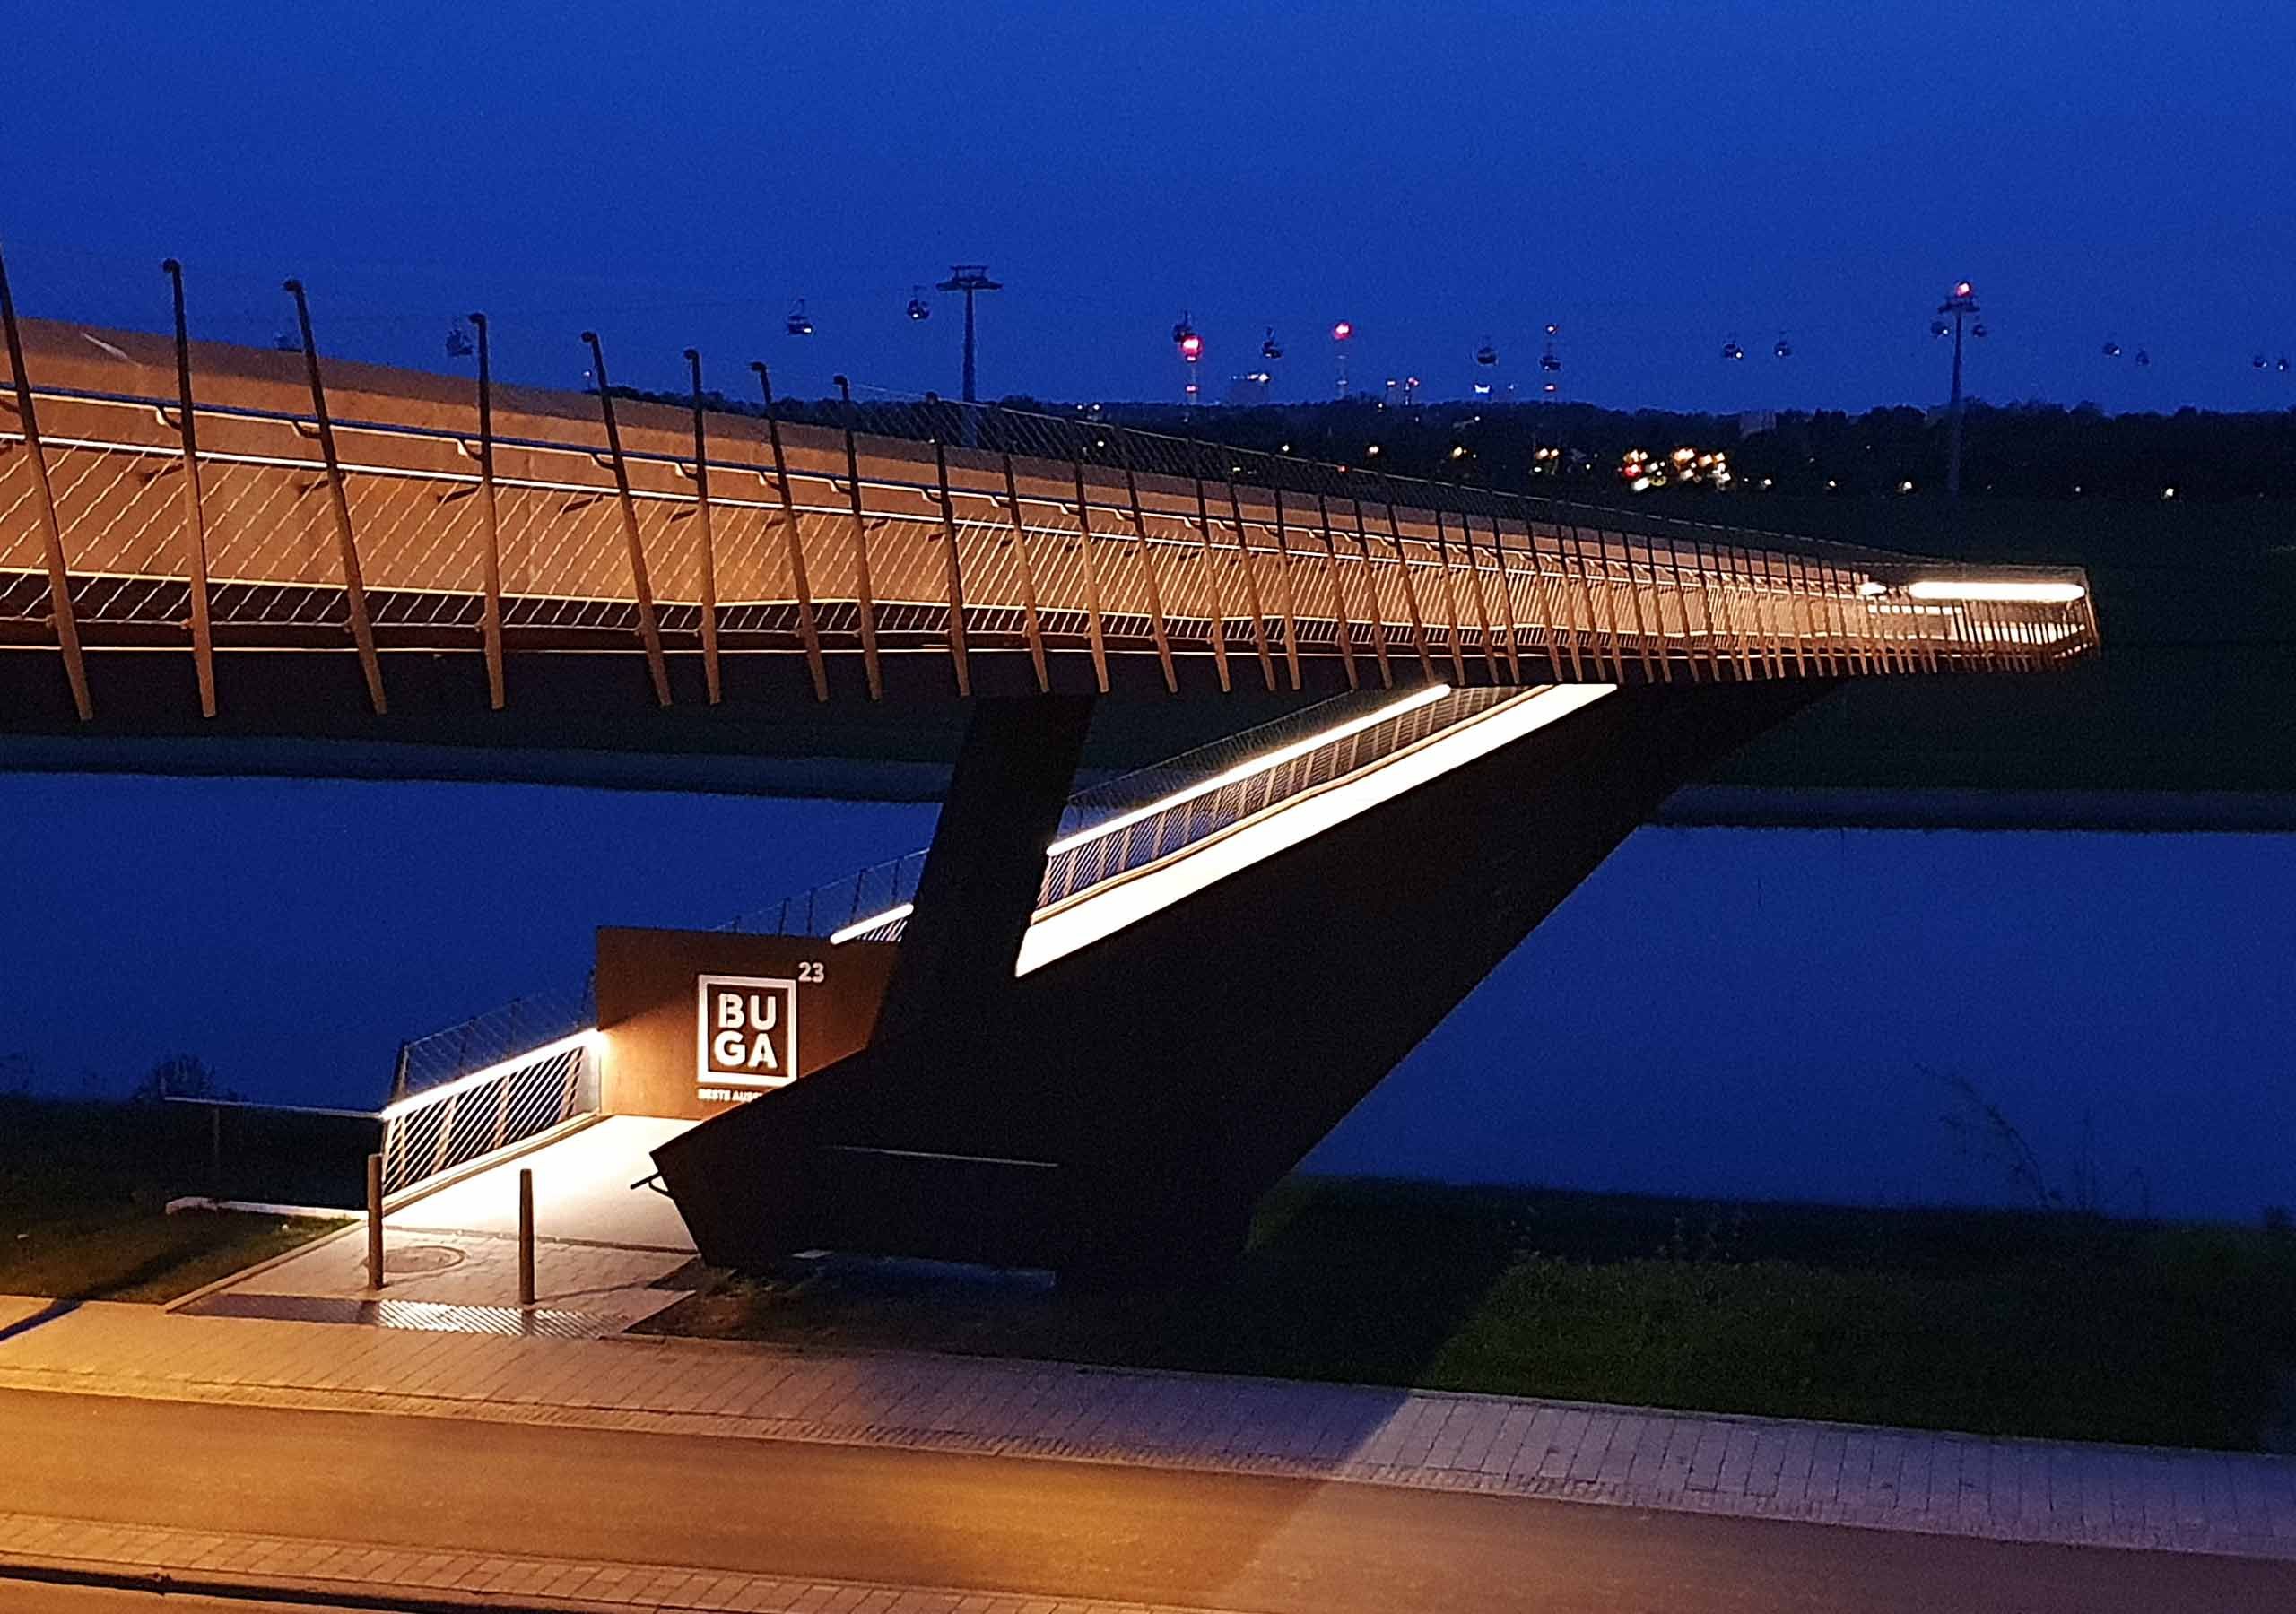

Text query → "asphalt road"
[4,1390,2293,1613]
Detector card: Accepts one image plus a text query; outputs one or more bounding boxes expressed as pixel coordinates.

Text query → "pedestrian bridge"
[3,317,2094,723]
[3,297,2109,1283]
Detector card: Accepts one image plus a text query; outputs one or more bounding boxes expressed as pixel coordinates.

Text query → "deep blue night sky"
[3,4,2292,1219]
[4,1,2293,410]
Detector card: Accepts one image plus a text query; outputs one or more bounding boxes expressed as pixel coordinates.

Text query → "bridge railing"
[1039,681,1524,907]
[0,314,2100,721]
[377,983,600,1199]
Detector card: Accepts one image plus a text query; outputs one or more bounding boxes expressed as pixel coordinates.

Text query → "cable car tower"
[936,265,1002,403]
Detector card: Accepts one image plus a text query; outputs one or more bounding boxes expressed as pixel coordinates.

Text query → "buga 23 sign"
[696,975,799,1098]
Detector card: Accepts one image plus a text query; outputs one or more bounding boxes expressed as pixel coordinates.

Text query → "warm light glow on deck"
[1906,579,2087,603]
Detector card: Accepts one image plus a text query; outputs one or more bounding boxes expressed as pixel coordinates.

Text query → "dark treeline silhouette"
[613,384,2296,507]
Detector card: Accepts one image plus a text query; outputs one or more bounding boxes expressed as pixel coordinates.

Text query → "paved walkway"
[181,1116,699,1332]
[0,1509,1233,1614]
[4,1294,2293,1565]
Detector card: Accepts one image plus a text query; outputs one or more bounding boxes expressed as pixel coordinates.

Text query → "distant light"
[2161,486,2177,499]
[1179,334,1204,360]
[1332,321,1353,341]
[1954,281,1974,298]
[1906,579,2087,603]
[1449,444,1468,458]
[1898,479,1915,493]
[1857,580,1889,596]
[1366,443,1381,455]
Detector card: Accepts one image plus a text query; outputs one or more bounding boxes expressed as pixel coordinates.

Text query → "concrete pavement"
[6,1390,2296,1613]
[174,1115,699,1334]
[4,1292,2294,1564]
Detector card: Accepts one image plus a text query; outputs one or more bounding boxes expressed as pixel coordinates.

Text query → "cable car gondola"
[787,299,814,337]
[2134,348,2151,367]
[1474,337,1499,367]
[1773,333,1793,359]
[445,321,474,359]
[2102,338,2122,358]
[1261,327,1285,361]
[1721,339,1744,361]
[906,286,931,321]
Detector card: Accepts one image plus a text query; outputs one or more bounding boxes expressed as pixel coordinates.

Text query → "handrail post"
[517,1167,535,1307]
[470,312,506,709]
[578,331,673,707]
[1312,489,1361,690]
[0,240,94,720]
[1067,433,1112,694]
[161,260,217,717]
[752,362,829,701]
[1377,477,1438,684]
[1184,432,1233,694]
[929,425,973,696]
[683,349,723,705]
[999,445,1051,692]
[283,280,387,715]
[365,1151,386,1291]
[1222,473,1278,691]
[1344,491,1394,688]
[832,376,883,699]
[1116,435,1179,693]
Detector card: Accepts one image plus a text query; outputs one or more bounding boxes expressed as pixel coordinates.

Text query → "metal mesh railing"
[378,1033,596,1199]
[718,848,929,941]
[388,981,596,1105]
[1039,683,1522,906]
[728,680,1540,944]
[0,307,2100,724]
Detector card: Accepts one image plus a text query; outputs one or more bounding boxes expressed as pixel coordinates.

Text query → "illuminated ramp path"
[653,675,1834,1281]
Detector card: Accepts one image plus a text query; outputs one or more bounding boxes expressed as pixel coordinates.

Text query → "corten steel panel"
[652,680,1836,1280]
[594,926,896,1122]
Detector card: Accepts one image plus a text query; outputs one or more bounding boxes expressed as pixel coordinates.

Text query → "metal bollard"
[517,1167,535,1308]
[365,1151,385,1291]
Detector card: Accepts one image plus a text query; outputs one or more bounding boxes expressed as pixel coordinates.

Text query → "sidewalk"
[0,1508,1239,1614]
[4,1294,2294,1563]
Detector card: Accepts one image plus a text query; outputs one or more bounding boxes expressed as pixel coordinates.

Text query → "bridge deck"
[3,318,2097,719]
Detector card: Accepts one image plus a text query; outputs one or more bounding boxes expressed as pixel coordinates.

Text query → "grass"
[644,1176,2296,1453]
[0,1095,364,1304]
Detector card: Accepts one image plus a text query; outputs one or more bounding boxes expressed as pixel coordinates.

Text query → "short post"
[364,1151,385,1291]
[517,1167,535,1308]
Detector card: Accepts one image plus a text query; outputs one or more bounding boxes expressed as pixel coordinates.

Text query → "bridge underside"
[652,680,1833,1283]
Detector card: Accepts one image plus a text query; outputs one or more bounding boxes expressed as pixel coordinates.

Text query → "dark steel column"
[683,349,723,705]
[873,695,1097,1047]
[285,281,387,716]
[469,313,506,710]
[161,260,217,717]
[580,331,673,707]
[752,362,829,701]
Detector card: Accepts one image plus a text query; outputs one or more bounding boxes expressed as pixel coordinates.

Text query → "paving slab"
[4,1296,2294,1561]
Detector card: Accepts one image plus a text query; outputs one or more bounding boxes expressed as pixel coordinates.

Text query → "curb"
[0,1554,617,1613]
